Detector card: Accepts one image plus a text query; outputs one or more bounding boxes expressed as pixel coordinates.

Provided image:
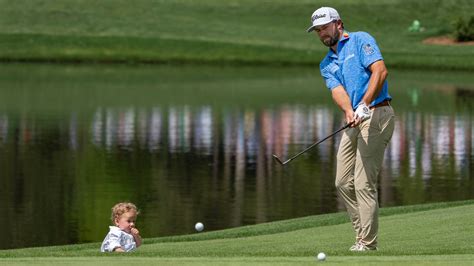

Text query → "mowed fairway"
[1,201,473,265]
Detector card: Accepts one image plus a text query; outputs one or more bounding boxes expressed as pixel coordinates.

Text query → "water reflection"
[11,106,465,185]
[1,104,472,205]
[86,105,342,161]
[386,113,472,181]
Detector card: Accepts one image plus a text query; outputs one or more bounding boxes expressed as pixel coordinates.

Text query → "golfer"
[307,7,395,251]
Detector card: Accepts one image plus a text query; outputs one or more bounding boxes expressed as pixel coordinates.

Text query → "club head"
[272,154,285,165]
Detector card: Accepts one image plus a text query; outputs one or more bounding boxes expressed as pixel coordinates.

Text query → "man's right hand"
[345,110,356,127]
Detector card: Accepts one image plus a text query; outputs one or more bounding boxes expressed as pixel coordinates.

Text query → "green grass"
[1,200,473,265]
[2,256,474,266]
[0,0,473,70]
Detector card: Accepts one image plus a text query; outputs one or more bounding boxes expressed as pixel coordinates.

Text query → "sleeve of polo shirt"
[104,231,122,252]
[357,32,384,69]
[320,63,341,91]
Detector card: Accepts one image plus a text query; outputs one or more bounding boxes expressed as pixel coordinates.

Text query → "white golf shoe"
[349,242,360,251]
[349,242,377,251]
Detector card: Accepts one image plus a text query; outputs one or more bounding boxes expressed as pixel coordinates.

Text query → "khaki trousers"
[335,105,395,248]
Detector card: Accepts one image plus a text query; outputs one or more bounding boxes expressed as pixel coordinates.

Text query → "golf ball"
[317,252,326,261]
[195,222,204,232]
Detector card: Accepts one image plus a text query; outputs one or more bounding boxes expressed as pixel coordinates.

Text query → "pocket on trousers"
[378,107,395,133]
[357,107,394,157]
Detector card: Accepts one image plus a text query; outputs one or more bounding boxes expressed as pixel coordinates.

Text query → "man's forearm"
[361,60,388,105]
[332,86,357,125]
[332,86,353,113]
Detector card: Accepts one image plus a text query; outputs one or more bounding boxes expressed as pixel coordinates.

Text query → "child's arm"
[113,247,125,252]
[101,230,125,252]
[131,228,142,247]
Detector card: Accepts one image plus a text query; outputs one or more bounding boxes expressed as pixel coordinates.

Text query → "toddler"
[100,202,142,252]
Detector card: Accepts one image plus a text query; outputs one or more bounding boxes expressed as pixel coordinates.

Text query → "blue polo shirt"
[319,31,391,110]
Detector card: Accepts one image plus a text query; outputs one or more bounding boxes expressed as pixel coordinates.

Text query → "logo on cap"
[312,14,326,22]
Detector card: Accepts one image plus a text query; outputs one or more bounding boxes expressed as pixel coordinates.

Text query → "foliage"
[454,16,474,42]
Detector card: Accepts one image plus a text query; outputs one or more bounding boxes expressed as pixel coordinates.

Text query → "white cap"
[307,7,341,32]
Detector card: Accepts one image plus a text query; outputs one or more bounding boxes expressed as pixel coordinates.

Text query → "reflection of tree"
[0,115,8,144]
[0,114,79,249]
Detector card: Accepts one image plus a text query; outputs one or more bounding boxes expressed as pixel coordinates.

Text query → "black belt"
[370,100,390,109]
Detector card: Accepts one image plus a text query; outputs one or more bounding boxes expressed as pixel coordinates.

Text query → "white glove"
[354,102,371,121]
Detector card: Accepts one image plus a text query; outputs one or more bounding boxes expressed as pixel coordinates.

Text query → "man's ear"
[336,20,344,31]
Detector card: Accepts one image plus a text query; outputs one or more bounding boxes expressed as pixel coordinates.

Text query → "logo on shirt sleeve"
[322,63,339,74]
[363,44,374,55]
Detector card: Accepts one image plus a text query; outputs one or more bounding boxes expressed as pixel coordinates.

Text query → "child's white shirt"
[100,226,137,252]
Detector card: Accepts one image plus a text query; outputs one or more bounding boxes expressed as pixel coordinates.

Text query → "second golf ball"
[195,222,204,232]
[317,252,326,261]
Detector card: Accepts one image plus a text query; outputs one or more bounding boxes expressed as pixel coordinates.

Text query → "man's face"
[314,21,340,47]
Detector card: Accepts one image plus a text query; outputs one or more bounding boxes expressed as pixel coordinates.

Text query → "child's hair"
[111,202,139,223]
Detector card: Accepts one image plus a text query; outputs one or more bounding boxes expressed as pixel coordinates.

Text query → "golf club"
[272,122,353,166]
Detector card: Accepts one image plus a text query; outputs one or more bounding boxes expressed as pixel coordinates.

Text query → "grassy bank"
[1,0,473,70]
[1,200,473,265]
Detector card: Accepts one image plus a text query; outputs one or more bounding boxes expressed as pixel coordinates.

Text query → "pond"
[0,64,472,249]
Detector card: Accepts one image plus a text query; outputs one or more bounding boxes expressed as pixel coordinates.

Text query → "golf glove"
[354,102,371,121]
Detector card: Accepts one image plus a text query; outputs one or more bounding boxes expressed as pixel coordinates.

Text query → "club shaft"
[281,123,352,164]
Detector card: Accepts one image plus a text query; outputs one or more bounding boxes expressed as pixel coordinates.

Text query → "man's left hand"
[354,102,371,124]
